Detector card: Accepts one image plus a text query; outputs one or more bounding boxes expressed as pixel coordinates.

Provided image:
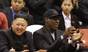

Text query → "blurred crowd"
[0,0,88,52]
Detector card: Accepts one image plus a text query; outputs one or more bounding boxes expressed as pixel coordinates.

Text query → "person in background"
[0,15,34,52]
[58,0,80,31]
[0,11,8,31]
[4,0,33,27]
[71,0,88,27]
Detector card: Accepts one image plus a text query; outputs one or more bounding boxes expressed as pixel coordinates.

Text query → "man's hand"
[72,32,83,41]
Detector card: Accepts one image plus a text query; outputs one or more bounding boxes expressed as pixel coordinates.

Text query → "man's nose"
[15,2,19,6]
[56,20,59,23]
[18,25,23,28]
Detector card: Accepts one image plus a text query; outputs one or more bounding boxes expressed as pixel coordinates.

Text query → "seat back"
[26,25,43,34]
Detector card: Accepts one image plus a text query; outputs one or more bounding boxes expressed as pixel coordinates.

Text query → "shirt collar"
[62,11,71,19]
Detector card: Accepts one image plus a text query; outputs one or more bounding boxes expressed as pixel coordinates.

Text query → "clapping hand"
[72,32,83,41]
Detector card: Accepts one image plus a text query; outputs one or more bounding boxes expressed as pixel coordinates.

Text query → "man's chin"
[16,33,23,36]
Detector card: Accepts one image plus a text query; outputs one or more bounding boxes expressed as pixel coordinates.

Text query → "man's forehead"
[13,18,27,23]
[12,0,24,2]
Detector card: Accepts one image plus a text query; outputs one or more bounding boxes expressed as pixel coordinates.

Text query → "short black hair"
[14,14,30,26]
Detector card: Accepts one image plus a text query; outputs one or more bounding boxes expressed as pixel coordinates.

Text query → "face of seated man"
[45,17,60,31]
[11,18,28,36]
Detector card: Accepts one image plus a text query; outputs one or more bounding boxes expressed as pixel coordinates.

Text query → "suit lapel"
[46,32,55,43]
[43,27,55,44]
[59,12,65,30]
[55,30,63,40]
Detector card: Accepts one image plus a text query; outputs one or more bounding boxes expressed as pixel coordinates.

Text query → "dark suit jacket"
[58,12,80,31]
[0,29,34,52]
[76,0,88,26]
[33,27,65,52]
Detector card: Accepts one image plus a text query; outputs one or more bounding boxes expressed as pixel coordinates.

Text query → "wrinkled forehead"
[12,0,24,2]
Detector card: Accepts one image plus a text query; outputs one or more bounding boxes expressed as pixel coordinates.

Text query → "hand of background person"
[22,49,29,52]
[9,48,16,52]
[37,49,47,52]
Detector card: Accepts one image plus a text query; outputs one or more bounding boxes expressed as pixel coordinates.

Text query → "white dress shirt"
[51,33,55,40]
[62,12,72,29]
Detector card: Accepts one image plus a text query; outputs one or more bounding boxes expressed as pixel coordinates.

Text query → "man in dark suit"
[33,9,65,52]
[58,0,80,31]
[0,15,34,52]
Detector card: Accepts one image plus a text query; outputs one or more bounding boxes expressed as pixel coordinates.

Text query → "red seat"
[80,28,88,48]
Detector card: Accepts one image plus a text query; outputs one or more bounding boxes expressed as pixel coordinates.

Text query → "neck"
[63,11,70,17]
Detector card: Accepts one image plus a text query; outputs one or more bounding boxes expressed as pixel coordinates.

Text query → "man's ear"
[44,17,49,22]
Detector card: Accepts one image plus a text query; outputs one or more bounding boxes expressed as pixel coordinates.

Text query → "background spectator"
[4,0,33,27]
[58,0,80,31]
[0,11,8,31]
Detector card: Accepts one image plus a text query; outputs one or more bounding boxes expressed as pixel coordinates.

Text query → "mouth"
[55,23,59,27]
[54,25,58,29]
[16,29,23,33]
[15,29,24,35]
